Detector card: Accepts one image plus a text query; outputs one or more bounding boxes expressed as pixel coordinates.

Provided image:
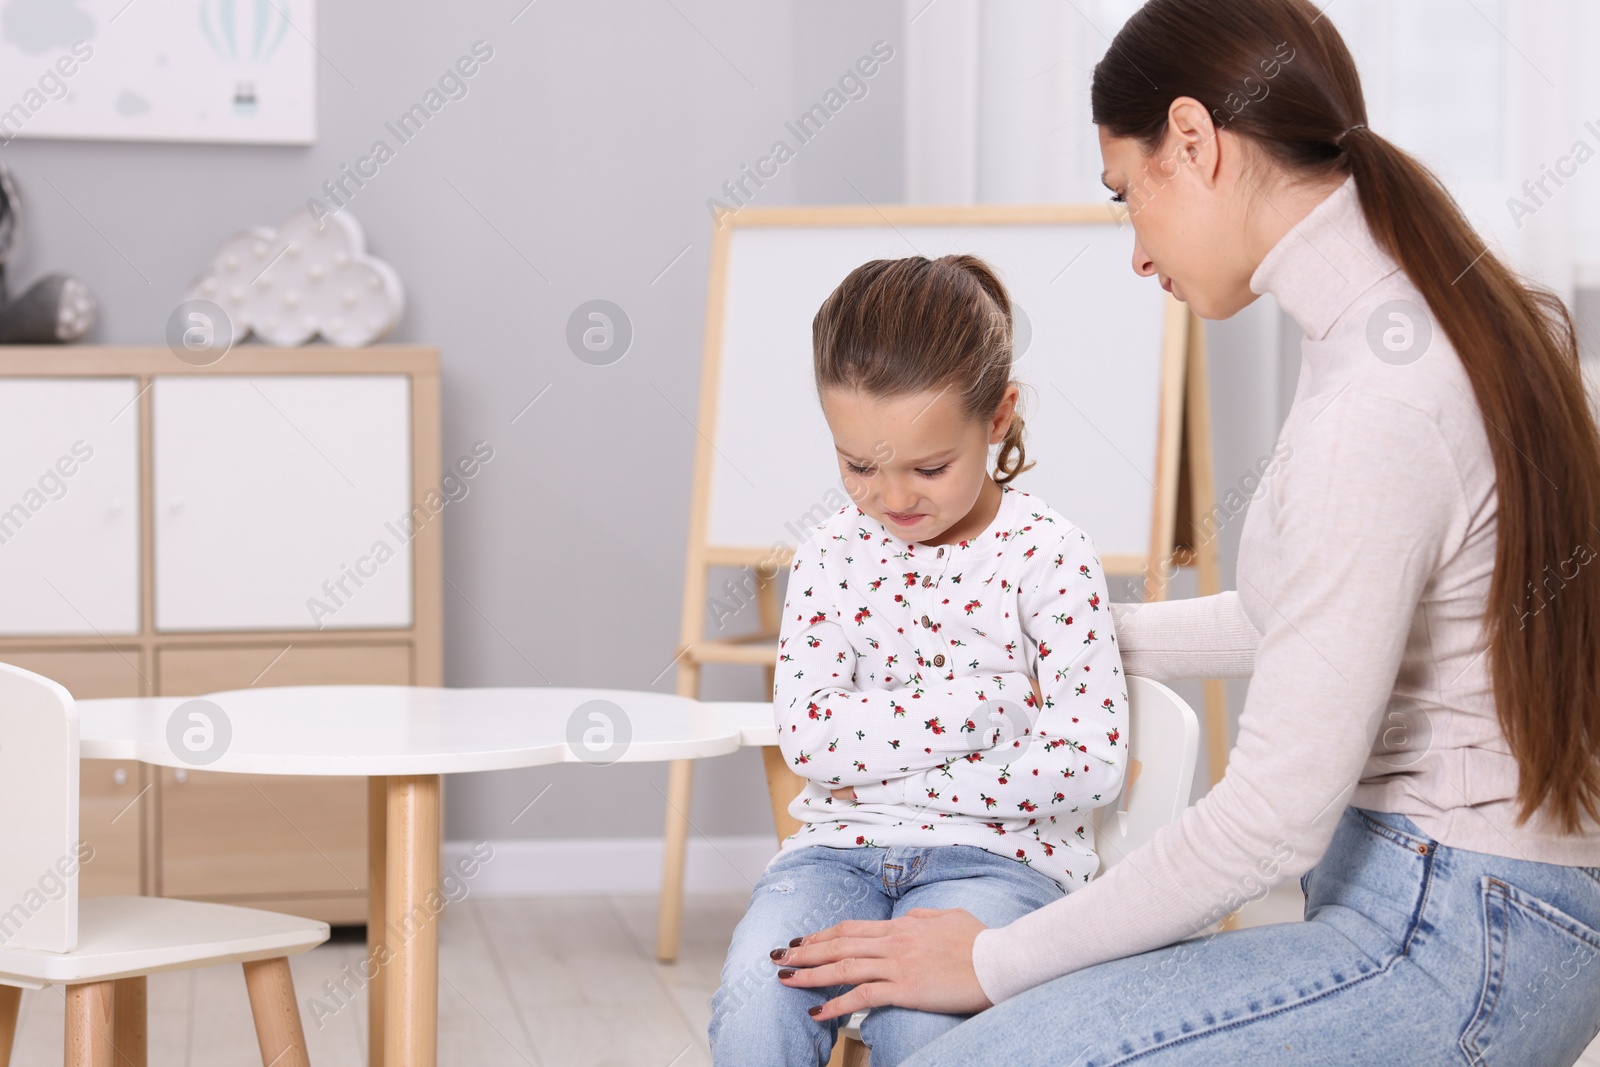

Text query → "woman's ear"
[1166,96,1222,188]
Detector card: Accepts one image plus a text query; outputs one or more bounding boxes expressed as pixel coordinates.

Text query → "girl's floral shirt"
[772,484,1128,888]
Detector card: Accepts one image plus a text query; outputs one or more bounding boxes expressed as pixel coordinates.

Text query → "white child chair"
[726,673,1202,1067]
[0,662,329,1067]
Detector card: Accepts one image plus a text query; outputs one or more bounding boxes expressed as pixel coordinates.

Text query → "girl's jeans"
[707,842,1066,1066]
[900,806,1600,1065]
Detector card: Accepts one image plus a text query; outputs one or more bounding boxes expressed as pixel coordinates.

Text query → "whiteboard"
[703,210,1177,566]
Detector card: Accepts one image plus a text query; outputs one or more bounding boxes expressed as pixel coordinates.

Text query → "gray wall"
[0,0,906,843]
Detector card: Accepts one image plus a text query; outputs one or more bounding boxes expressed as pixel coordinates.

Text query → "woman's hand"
[1031,675,1043,707]
[829,785,856,803]
[773,907,993,1020]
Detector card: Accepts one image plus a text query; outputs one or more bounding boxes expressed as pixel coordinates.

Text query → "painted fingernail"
[789,936,804,947]
[769,948,788,961]
[807,1005,823,1017]
[778,968,796,979]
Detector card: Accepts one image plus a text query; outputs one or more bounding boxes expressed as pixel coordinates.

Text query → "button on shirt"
[772,484,1129,889]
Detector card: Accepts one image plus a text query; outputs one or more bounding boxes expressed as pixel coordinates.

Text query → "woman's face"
[1096,104,1265,320]
[820,384,1016,547]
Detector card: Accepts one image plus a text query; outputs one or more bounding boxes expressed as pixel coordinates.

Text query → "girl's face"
[820,383,1018,547]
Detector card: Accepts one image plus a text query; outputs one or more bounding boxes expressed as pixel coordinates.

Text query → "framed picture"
[0,0,316,145]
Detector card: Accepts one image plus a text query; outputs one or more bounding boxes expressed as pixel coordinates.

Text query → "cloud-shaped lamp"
[184,206,404,347]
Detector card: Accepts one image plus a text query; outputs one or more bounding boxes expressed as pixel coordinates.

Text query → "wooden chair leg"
[110,977,145,1067]
[243,958,311,1067]
[64,981,114,1067]
[0,984,20,1067]
[838,1033,870,1067]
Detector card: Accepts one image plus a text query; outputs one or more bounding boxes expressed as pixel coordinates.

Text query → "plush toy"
[0,163,96,344]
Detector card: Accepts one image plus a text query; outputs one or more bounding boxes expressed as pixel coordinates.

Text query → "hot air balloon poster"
[0,0,315,144]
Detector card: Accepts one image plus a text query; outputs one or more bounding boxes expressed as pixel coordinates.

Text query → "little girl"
[707,254,1128,1067]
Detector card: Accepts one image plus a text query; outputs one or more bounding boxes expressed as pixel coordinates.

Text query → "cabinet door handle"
[173,769,188,784]
[112,768,128,786]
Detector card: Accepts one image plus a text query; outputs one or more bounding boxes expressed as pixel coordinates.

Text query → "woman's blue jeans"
[900,806,1600,1065]
[707,842,1066,1066]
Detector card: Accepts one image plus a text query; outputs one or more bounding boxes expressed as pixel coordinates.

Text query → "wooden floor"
[6,887,1599,1065]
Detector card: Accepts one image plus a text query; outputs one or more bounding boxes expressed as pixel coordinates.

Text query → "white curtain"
[904,0,1591,301]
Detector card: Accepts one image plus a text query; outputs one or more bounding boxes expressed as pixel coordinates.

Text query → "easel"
[654,206,1232,964]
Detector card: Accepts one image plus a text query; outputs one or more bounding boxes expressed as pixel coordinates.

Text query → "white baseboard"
[442,836,775,897]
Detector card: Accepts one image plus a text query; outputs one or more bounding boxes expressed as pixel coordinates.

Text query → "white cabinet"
[152,375,414,631]
[0,378,140,635]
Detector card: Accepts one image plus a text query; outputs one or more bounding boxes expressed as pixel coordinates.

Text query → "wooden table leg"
[384,774,440,1067]
[368,775,388,1067]
[655,758,695,962]
[64,981,114,1067]
[111,976,145,1067]
[0,984,20,1067]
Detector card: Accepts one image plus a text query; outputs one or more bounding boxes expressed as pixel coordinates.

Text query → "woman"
[769,0,1600,1061]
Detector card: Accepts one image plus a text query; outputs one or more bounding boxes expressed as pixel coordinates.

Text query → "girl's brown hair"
[1094,0,1600,833]
[812,254,1034,486]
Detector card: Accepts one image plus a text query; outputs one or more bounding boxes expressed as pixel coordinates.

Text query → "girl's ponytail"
[942,254,1036,485]
[995,411,1034,486]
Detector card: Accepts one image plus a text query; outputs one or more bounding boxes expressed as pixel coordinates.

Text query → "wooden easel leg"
[655,757,695,962]
[243,958,310,1067]
[110,977,145,1067]
[64,982,114,1067]
[385,774,441,1067]
[752,580,803,848]
[1180,308,1233,791]
[368,775,388,1067]
[0,984,20,1067]
[760,746,805,845]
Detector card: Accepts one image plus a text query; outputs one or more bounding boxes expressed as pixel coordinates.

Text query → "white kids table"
[77,686,767,1067]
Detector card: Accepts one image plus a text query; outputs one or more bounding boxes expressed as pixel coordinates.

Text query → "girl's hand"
[829,785,856,803]
[774,907,993,1019]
